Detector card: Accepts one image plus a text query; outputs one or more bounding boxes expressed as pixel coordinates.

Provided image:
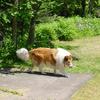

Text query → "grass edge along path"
[62,36,100,100]
[71,74,100,100]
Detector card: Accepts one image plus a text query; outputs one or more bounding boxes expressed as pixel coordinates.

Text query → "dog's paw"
[62,73,69,78]
[26,70,32,73]
[40,71,46,75]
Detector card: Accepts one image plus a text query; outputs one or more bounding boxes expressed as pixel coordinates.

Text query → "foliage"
[35,22,58,47]
[0,37,17,67]
[74,17,100,37]
[1,16,100,67]
[55,17,76,41]
[0,0,100,67]
[36,16,100,41]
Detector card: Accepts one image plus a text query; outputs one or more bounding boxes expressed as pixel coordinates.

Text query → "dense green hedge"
[35,22,58,47]
[35,16,100,41]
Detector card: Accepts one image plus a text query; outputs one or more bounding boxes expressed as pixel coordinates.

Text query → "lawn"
[55,36,100,100]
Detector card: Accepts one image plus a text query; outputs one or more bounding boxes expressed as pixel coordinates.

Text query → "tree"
[81,0,86,17]
[88,0,93,16]
[12,0,18,49]
[26,0,42,48]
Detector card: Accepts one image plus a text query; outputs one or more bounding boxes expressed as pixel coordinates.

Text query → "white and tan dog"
[16,47,73,77]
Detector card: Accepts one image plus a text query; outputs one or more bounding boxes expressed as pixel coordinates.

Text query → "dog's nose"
[69,63,73,68]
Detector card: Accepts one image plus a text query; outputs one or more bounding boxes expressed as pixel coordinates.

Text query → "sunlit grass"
[0,87,23,96]
[57,36,100,100]
[71,74,100,100]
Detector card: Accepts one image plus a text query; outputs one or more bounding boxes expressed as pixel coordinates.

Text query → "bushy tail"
[16,48,29,61]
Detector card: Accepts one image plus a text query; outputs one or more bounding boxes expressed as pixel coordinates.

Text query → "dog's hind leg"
[27,66,33,73]
[27,61,35,73]
[38,63,45,74]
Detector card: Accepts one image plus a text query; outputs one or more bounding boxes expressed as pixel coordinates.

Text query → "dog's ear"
[64,56,68,62]
[64,55,73,63]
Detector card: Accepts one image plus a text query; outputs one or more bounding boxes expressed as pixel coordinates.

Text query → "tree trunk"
[26,1,42,48]
[0,32,3,48]
[81,0,86,17]
[27,17,35,48]
[60,0,68,17]
[88,0,93,16]
[12,0,18,49]
[12,16,17,48]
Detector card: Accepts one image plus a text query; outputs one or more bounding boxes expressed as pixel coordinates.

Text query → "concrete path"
[0,72,91,100]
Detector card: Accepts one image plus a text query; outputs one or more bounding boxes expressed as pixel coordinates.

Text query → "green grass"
[56,36,100,100]
[0,86,23,96]
[71,74,100,100]
[55,36,100,74]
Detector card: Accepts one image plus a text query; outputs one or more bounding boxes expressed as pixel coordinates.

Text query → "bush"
[35,17,77,42]
[0,37,17,68]
[35,22,58,47]
[0,36,29,68]
[74,16,100,38]
[35,16,100,42]
[55,17,77,41]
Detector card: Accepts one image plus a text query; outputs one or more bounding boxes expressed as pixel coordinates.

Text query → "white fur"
[54,48,72,76]
[16,48,29,61]
[55,48,71,67]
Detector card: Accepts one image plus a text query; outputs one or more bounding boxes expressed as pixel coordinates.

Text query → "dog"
[16,47,73,77]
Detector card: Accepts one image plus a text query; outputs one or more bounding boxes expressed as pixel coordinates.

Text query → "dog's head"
[16,48,29,61]
[64,55,73,68]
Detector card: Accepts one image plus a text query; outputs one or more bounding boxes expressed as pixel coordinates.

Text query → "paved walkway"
[0,72,91,100]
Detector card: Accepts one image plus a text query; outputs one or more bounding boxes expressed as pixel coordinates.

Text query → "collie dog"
[16,48,73,77]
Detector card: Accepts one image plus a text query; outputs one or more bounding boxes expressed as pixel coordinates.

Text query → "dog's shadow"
[27,71,66,77]
[0,68,66,78]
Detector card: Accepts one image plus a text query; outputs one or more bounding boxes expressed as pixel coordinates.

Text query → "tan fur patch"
[29,48,57,66]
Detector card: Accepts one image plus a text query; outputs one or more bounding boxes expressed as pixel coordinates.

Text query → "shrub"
[35,16,100,42]
[74,16,100,38]
[35,22,58,47]
[0,37,17,68]
[56,17,77,41]
[0,36,29,68]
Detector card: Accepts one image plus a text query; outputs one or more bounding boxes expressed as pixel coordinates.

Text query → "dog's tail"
[16,48,29,61]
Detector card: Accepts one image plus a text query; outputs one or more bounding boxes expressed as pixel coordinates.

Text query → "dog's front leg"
[53,66,57,74]
[59,66,68,77]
